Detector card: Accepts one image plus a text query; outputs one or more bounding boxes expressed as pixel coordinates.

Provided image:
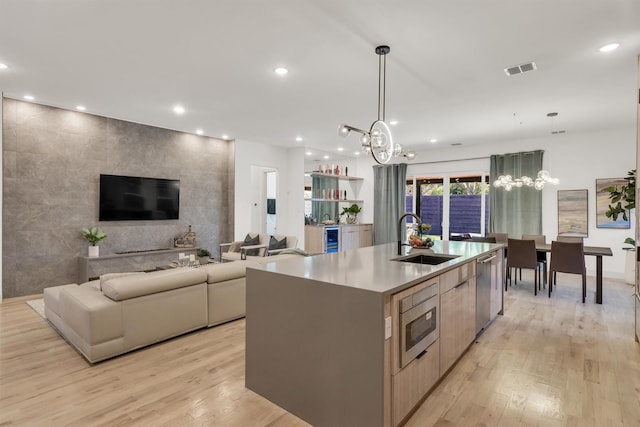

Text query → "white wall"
[235,140,304,245]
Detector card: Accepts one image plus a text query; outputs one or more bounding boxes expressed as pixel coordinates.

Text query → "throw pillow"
[269,236,287,251]
[100,272,145,291]
[242,233,261,256]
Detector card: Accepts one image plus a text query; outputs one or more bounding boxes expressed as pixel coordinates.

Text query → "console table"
[78,247,200,283]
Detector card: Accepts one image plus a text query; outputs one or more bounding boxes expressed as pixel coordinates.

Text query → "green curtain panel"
[373,163,407,245]
[490,150,543,238]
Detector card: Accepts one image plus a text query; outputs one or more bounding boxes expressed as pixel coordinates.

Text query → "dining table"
[535,243,613,304]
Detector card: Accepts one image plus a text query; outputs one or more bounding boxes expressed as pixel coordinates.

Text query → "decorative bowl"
[409,235,434,248]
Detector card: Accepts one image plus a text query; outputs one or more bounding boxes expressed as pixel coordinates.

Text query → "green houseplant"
[197,249,211,264]
[80,226,107,257]
[340,204,362,224]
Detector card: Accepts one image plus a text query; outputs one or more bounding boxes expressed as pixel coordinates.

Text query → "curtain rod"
[407,155,489,166]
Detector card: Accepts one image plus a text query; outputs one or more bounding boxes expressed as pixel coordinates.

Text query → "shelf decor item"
[197,249,211,264]
[340,204,362,224]
[80,226,107,257]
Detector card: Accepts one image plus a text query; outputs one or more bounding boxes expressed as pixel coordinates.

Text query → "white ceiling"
[1,0,639,160]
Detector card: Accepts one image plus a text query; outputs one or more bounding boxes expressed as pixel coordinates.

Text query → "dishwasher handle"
[478,254,496,264]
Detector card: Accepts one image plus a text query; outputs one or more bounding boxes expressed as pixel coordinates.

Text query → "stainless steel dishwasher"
[476,253,496,335]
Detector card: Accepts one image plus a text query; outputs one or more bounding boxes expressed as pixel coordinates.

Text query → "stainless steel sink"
[392,253,460,265]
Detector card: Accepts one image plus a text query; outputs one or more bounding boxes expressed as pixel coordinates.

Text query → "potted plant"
[197,249,211,264]
[340,204,362,224]
[80,226,107,257]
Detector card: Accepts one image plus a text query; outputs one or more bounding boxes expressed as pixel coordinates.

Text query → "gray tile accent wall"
[2,98,234,298]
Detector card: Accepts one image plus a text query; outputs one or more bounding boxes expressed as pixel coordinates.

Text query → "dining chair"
[522,234,548,287]
[505,238,539,295]
[488,233,508,245]
[548,241,587,302]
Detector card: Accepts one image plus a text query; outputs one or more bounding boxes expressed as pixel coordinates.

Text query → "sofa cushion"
[202,260,253,283]
[242,233,261,256]
[100,272,145,291]
[269,236,287,251]
[101,268,207,301]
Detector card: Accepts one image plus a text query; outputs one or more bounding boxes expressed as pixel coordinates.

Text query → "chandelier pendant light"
[338,45,415,164]
[494,170,559,191]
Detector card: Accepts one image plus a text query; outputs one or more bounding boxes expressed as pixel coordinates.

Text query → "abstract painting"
[557,189,588,237]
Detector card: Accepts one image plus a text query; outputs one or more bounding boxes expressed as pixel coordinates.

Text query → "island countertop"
[255,240,502,295]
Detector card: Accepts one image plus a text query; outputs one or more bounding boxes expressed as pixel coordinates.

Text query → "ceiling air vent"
[504,61,537,76]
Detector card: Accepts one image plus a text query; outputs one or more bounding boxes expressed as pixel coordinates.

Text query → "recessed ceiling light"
[429,138,437,143]
[221,134,229,139]
[599,43,620,52]
[274,67,288,75]
[23,95,34,101]
[76,105,86,111]
[305,151,313,156]
[295,136,303,142]
[323,155,329,159]
[354,151,361,156]
[0,63,8,70]
[196,129,204,135]
[389,120,398,125]
[337,147,344,152]
[173,105,185,114]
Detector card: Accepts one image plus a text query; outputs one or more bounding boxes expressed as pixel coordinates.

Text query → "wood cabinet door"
[392,340,439,426]
[304,226,325,253]
[439,287,459,376]
[462,273,477,346]
[440,270,476,376]
[340,226,359,252]
[360,225,373,247]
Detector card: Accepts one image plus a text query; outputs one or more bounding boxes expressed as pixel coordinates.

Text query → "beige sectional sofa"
[44,255,298,363]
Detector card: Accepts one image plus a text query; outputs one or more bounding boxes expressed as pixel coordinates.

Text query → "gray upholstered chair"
[266,235,298,256]
[548,240,587,302]
[522,234,547,286]
[506,238,540,295]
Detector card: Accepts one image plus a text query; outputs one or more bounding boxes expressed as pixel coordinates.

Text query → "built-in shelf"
[307,172,364,181]
[311,198,363,203]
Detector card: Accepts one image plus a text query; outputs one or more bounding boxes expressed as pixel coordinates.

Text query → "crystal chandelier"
[338,45,415,164]
[493,170,559,191]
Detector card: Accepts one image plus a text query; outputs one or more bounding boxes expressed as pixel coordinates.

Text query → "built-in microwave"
[399,282,439,368]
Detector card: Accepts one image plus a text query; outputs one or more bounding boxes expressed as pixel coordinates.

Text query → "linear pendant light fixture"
[338,45,415,164]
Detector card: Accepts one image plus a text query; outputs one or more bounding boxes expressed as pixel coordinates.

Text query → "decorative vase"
[88,245,99,257]
[346,215,358,224]
[199,256,210,265]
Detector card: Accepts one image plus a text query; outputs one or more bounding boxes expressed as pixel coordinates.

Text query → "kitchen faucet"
[398,212,422,255]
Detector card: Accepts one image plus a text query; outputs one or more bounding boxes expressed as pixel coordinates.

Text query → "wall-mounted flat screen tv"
[99,174,180,221]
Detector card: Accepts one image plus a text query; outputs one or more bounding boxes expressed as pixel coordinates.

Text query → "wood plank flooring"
[1,273,639,426]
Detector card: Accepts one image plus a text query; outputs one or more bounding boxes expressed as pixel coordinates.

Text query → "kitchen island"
[245,241,503,427]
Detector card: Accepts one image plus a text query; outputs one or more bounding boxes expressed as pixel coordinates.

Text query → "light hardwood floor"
[1,273,639,426]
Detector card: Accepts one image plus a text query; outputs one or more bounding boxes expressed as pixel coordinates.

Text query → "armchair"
[266,235,298,256]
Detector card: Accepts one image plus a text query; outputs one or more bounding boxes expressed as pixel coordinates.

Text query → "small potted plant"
[197,249,212,264]
[340,204,362,224]
[80,226,107,257]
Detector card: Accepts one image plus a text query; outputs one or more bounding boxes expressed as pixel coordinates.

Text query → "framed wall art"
[557,189,588,237]
[596,177,631,229]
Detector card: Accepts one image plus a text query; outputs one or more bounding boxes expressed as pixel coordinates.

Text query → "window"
[406,174,489,240]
